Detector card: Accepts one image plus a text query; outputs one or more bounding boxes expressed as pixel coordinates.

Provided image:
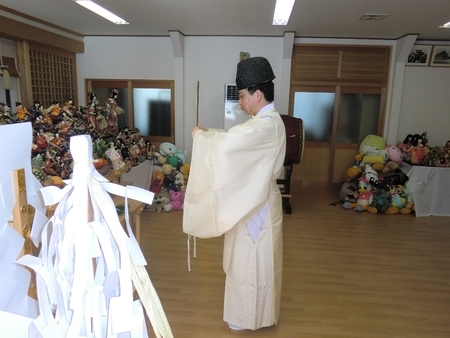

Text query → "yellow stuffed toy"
[345,135,387,179]
[180,163,190,182]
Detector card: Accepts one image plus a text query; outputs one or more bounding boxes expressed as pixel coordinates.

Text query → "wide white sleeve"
[183,119,280,238]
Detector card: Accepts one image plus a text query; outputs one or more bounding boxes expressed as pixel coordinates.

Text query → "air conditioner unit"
[223,83,250,130]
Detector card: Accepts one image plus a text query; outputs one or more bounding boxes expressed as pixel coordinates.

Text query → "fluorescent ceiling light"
[439,21,450,28]
[74,0,129,25]
[273,0,296,25]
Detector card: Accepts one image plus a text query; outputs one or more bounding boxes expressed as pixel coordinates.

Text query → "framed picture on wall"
[406,45,432,66]
[430,45,450,66]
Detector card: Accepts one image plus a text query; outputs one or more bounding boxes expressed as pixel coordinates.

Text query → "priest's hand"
[191,126,208,138]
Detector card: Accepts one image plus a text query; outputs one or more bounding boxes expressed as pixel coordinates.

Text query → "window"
[293,91,335,142]
[337,92,380,144]
[86,79,175,144]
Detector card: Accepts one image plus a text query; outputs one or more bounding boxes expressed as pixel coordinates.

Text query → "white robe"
[183,108,286,330]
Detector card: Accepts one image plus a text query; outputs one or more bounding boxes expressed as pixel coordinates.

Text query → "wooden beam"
[0,14,84,53]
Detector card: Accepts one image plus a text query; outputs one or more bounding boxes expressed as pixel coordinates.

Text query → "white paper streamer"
[17,134,173,338]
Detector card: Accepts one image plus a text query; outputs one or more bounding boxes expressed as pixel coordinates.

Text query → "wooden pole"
[196,80,199,125]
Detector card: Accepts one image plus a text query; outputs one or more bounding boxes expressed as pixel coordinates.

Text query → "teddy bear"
[164,189,184,211]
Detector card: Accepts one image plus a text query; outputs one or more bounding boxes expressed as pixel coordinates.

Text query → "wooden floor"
[139,186,450,338]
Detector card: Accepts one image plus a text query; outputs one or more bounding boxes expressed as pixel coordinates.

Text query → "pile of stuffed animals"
[340,134,415,215]
[147,142,190,213]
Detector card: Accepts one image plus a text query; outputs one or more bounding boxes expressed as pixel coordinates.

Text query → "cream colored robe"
[183,108,286,330]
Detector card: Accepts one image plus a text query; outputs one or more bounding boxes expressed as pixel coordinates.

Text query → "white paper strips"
[16,134,173,338]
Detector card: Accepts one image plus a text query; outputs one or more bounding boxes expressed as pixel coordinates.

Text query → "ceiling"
[1,0,450,41]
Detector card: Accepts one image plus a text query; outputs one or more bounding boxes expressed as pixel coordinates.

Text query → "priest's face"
[238,89,254,116]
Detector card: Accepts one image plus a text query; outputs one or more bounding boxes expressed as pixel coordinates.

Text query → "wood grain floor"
[139,185,450,338]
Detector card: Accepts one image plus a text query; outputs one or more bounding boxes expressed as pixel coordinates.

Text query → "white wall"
[398,66,450,147]
[77,36,175,81]
[182,36,283,149]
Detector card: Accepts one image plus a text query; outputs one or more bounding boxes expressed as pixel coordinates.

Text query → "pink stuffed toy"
[381,145,403,174]
[163,189,184,211]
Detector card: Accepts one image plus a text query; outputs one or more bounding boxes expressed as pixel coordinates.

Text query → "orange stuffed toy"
[150,170,165,194]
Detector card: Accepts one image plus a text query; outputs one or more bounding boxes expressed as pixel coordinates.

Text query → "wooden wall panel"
[291,45,391,85]
[293,147,330,187]
[340,48,390,84]
[333,148,360,183]
[291,46,340,82]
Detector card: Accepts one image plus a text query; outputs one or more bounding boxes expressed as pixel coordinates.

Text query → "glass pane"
[293,92,335,142]
[92,87,129,129]
[133,88,171,137]
[337,94,380,143]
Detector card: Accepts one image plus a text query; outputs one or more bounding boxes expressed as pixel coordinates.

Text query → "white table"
[401,163,450,217]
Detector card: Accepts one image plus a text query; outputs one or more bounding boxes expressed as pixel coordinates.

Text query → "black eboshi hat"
[235,56,275,90]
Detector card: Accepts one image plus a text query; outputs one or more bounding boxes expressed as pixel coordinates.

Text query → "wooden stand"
[11,168,37,300]
[106,165,129,184]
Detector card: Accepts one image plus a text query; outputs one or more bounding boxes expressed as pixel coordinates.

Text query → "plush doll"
[156,154,167,165]
[339,181,358,203]
[164,190,184,211]
[390,184,407,208]
[180,163,190,182]
[360,134,387,166]
[367,188,391,214]
[150,170,165,194]
[398,181,415,214]
[384,184,407,214]
[345,153,364,179]
[167,155,183,170]
[161,163,174,176]
[343,177,373,212]
[159,142,188,164]
[345,135,387,180]
[363,163,379,187]
[380,145,403,174]
[163,169,178,191]
[147,190,171,213]
[174,170,185,191]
